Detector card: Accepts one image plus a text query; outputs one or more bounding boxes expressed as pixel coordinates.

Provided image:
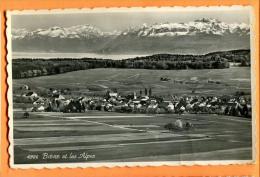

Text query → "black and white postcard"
[7,6,255,168]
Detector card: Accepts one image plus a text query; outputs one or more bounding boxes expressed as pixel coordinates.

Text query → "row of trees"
[12,59,229,79]
[12,50,249,79]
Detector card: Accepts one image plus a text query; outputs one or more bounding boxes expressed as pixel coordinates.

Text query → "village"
[17,84,252,119]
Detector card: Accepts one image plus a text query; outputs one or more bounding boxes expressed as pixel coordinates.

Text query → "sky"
[11,7,251,32]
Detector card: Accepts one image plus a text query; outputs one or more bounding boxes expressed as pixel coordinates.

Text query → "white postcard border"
[6,6,257,169]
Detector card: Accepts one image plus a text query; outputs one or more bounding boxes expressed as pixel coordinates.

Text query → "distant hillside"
[12,49,250,79]
[127,49,250,62]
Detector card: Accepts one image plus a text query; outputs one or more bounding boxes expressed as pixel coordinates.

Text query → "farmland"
[13,110,252,164]
[13,67,251,98]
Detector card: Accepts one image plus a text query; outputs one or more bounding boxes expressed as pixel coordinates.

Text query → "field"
[13,110,252,164]
[13,67,251,97]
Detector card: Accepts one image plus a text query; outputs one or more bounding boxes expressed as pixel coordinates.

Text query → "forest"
[12,49,250,79]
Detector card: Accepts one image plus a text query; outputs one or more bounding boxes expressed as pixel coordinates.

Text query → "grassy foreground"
[13,111,252,164]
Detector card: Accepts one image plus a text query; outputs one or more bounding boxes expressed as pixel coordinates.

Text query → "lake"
[12,52,149,60]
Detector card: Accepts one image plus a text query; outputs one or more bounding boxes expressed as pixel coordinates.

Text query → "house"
[180,106,186,112]
[54,94,65,100]
[108,97,117,104]
[37,106,45,111]
[174,79,184,84]
[109,92,118,98]
[128,102,135,108]
[136,103,142,109]
[190,77,198,81]
[23,91,38,99]
[105,103,113,111]
[147,102,158,109]
[167,102,175,111]
[141,96,149,101]
[150,99,157,104]
[32,70,38,77]
[63,99,71,106]
[32,105,45,112]
[117,96,126,102]
[27,70,33,77]
[52,89,59,96]
[33,97,47,106]
[160,77,170,82]
[132,99,141,104]
[198,102,206,108]
[42,68,48,75]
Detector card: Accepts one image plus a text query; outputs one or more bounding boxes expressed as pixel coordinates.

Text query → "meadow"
[13,67,251,98]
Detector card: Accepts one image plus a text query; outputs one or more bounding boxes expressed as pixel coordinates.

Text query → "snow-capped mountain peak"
[123,18,250,37]
[12,28,31,39]
[12,24,110,39]
[194,18,221,23]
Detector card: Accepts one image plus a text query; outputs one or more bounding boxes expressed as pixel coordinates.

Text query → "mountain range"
[12,18,250,55]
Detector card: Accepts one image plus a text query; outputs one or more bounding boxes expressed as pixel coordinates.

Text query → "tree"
[149,88,152,97]
[241,59,248,66]
[105,90,110,99]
